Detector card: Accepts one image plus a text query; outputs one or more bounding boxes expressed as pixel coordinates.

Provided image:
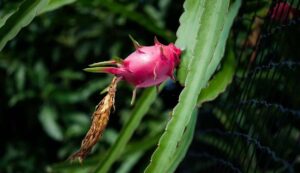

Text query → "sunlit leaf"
[197,44,236,106]
[39,104,64,141]
[40,0,77,14]
[165,110,197,173]
[0,0,48,51]
[145,1,230,172]
[175,0,206,85]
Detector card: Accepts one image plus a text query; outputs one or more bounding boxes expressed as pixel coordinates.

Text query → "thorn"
[112,56,124,65]
[170,74,175,81]
[168,68,176,81]
[89,60,116,67]
[160,46,167,60]
[129,34,141,50]
[168,111,173,119]
[156,85,160,94]
[84,67,120,75]
[83,67,107,73]
[100,86,109,95]
[131,88,137,105]
[67,152,84,164]
[78,157,83,164]
[153,62,158,80]
[154,36,160,45]
[176,141,181,148]
[137,49,145,54]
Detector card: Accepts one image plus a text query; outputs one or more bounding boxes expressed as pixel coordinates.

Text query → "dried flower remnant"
[68,77,120,163]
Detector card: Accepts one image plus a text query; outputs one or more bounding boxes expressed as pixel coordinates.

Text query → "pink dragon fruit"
[69,36,181,162]
[270,2,299,22]
[84,36,181,104]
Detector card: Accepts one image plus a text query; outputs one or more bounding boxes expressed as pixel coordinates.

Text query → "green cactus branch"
[144,0,230,172]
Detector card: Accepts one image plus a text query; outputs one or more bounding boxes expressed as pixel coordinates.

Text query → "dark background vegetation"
[1,0,300,173]
[178,0,300,173]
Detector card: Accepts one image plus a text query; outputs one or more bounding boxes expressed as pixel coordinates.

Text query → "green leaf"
[0,0,48,51]
[175,0,206,85]
[0,2,22,27]
[197,0,241,106]
[8,90,35,107]
[287,0,300,6]
[145,1,230,172]
[197,43,236,106]
[40,0,77,14]
[95,0,175,41]
[0,10,17,28]
[116,152,143,173]
[121,133,161,158]
[95,87,159,173]
[166,110,197,173]
[39,104,63,141]
[204,0,241,83]
[176,0,241,86]
[15,64,26,91]
[50,78,111,104]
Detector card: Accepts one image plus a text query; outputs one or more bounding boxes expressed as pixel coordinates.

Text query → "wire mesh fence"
[179,0,300,172]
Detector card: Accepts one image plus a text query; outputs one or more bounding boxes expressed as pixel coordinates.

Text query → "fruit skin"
[85,37,181,88]
[270,2,299,22]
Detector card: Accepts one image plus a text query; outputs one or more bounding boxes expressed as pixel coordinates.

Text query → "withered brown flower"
[68,77,120,163]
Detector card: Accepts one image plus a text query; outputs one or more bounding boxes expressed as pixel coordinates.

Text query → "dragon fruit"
[69,36,181,162]
[270,2,299,22]
[84,36,181,104]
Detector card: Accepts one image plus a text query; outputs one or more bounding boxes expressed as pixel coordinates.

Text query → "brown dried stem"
[68,77,120,163]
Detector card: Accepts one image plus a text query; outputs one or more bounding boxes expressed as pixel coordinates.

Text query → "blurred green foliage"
[0,0,181,172]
